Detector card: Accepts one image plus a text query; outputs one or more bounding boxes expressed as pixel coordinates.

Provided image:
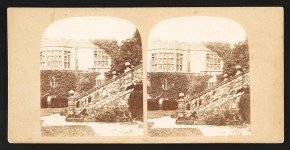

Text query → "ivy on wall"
[147,72,211,100]
[41,70,99,97]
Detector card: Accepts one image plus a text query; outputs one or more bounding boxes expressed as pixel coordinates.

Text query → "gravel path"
[148,116,251,136]
[41,114,143,136]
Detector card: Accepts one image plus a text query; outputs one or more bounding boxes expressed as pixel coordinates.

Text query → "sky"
[149,16,247,45]
[42,16,136,43]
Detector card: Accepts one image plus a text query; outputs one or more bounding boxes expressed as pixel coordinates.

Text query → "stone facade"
[147,39,223,75]
[40,38,111,72]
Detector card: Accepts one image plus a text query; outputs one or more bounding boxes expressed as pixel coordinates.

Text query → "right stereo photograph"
[146,16,250,137]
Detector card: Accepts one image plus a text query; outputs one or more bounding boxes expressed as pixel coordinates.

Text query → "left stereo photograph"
[40,16,144,137]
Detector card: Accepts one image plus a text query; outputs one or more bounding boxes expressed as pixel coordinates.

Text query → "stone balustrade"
[178,70,250,120]
[67,63,143,114]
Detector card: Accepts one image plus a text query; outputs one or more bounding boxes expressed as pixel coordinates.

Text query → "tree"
[204,42,232,59]
[204,39,249,77]
[92,29,142,78]
[232,39,249,70]
[117,29,142,73]
[91,39,119,57]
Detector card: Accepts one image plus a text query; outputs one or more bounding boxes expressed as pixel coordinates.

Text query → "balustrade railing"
[74,64,143,108]
[185,70,250,112]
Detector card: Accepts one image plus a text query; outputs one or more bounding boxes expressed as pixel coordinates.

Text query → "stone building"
[40,38,111,72]
[147,39,223,75]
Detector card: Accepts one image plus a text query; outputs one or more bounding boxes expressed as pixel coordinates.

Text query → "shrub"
[60,108,68,116]
[204,114,226,126]
[41,97,48,108]
[162,100,178,110]
[94,107,131,122]
[238,88,250,124]
[147,99,159,110]
[128,90,143,120]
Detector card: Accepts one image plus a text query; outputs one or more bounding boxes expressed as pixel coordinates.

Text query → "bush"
[147,99,159,110]
[128,90,143,120]
[50,97,68,108]
[94,107,131,122]
[162,100,178,110]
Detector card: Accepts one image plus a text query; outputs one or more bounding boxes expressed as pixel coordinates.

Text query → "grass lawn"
[147,110,176,119]
[41,108,66,116]
[41,125,96,137]
[147,110,203,136]
[147,122,202,137]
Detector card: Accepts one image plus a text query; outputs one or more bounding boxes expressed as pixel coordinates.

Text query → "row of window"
[94,50,110,68]
[206,53,222,70]
[151,53,183,72]
[40,49,110,69]
[40,50,71,69]
[150,52,222,72]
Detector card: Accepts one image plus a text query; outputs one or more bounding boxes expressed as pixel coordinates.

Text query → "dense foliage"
[147,72,211,99]
[41,97,67,108]
[41,70,99,97]
[92,29,142,79]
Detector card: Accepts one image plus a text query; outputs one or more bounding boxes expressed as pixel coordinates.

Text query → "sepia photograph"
[40,16,143,136]
[147,16,250,137]
[7,8,283,143]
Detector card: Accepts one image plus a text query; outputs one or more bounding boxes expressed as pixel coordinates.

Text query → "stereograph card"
[8,7,283,143]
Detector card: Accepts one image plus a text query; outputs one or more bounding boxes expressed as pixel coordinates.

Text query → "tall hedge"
[41,70,99,97]
[162,100,178,110]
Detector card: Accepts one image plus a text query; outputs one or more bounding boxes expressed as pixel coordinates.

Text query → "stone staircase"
[67,64,143,120]
[180,70,250,124]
